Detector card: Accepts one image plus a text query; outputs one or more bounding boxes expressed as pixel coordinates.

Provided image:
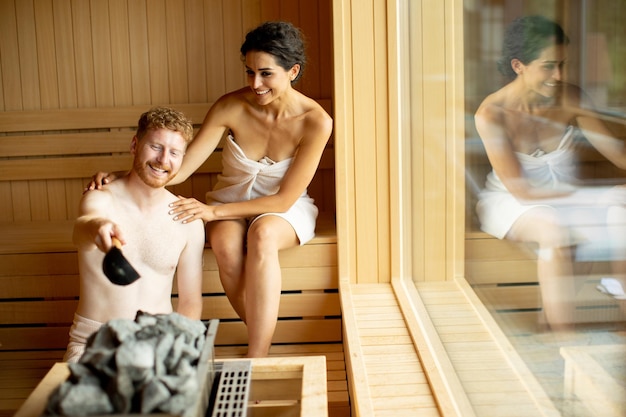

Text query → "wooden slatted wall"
[0,0,334,221]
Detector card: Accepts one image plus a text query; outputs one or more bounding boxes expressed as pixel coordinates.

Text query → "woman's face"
[244,51,298,104]
[517,43,567,98]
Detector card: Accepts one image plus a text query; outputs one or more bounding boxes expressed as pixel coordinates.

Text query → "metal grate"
[209,360,252,417]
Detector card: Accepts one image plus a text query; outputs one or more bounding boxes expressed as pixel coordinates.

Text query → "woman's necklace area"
[526,101,561,156]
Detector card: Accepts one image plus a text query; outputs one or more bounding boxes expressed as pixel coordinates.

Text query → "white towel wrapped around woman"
[476,127,626,261]
[206,135,318,245]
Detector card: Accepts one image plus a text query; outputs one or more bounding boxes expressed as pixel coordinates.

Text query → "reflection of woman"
[90,22,333,356]
[475,15,626,329]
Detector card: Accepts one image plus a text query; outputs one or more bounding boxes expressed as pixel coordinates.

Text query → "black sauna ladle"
[102,237,140,285]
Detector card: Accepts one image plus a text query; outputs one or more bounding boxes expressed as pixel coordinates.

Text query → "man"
[63,107,205,362]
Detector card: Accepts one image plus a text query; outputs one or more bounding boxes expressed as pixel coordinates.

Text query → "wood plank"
[465,237,537,261]
[203,241,337,269]
[0,146,333,181]
[165,0,188,104]
[184,0,207,104]
[0,104,211,132]
[214,319,342,346]
[33,1,58,109]
[236,265,337,291]
[0,183,13,221]
[1,266,337,299]
[0,221,74,254]
[465,260,538,284]
[14,1,40,110]
[96,0,121,105]
[27,181,48,221]
[0,318,342,352]
[473,286,542,311]
[109,0,133,107]
[0,252,78,276]
[0,152,231,182]
[127,0,151,104]
[0,275,78,299]
[0,131,131,158]
[0,0,22,111]
[0,300,76,325]
[0,155,132,182]
[0,216,334,255]
[71,0,96,107]
[52,0,77,108]
[46,180,68,221]
[191,292,341,319]
[0,327,71,351]
[2,291,339,325]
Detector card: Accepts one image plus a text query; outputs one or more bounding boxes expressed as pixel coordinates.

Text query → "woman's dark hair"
[497,15,569,80]
[240,21,307,83]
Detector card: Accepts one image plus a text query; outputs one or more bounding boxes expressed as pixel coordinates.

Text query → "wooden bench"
[0,105,348,417]
[465,121,626,328]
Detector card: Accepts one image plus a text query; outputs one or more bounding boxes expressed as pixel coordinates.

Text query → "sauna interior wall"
[0,0,334,221]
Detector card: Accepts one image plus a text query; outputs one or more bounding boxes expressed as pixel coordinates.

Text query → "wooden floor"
[345,284,440,417]
[0,343,349,417]
[342,281,564,417]
[415,280,561,417]
[488,309,626,417]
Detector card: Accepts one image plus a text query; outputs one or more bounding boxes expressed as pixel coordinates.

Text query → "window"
[399,0,626,415]
[463,1,626,416]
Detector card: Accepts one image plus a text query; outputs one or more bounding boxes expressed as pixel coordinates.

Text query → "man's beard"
[133,159,176,188]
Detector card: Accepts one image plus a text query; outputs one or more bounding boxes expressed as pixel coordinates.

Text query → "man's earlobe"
[130,136,138,154]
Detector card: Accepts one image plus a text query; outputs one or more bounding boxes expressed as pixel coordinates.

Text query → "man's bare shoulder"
[165,192,205,241]
[79,186,116,215]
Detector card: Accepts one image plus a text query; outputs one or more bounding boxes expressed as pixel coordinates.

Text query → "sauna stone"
[59,385,113,416]
[44,312,207,416]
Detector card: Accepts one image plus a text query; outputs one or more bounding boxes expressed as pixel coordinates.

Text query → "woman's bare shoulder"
[475,93,507,123]
[298,93,332,127]
[214,87,252,108]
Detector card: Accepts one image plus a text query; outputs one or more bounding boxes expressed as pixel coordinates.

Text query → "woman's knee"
[209,222,246,271]
[246,216,296,252]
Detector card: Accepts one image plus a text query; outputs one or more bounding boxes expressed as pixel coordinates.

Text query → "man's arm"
[173,219,205,320]
[73,189,122,252]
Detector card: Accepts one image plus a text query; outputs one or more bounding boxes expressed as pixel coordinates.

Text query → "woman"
[475,15,626,330]
[91,21,333,356]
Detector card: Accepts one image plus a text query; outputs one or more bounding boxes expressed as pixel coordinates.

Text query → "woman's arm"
[566,85,626,170]
[167,99,231,186]
[171,106,333,224]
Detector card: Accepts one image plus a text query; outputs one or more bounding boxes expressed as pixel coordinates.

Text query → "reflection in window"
[578,3,625,116]
[464,1,625,416]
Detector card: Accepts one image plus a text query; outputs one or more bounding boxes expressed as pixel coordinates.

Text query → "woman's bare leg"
[607,205,626,317]
[507,207,576,330]
[607,205,626,278]
[244,216,299,357]
[208,220,248,321]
